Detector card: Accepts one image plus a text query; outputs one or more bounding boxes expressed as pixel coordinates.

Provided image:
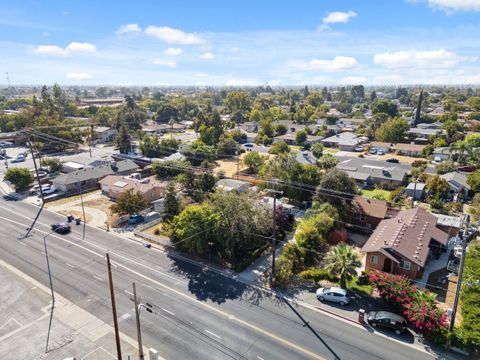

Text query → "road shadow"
[166,252,282,307]
[282,298,342,360]
[366,324,415,344]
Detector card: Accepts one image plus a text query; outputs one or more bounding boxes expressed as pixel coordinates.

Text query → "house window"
[370,255,378,264]
[353,212,367,221]
[399,259,411,270]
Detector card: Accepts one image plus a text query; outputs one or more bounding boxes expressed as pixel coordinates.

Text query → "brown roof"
[394,143,426,152]
[352,196,388,219]
[361,207,449,267]
[371,142,393,148]
[99,175,166,196]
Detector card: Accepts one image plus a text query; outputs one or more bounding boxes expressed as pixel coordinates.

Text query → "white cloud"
[226,79,260,86]
[195,72,208,77]
[200,52,215,59]
[145,26,204,45]
[65,42,96,53]
[230,47,239,53]
[320,11,357,30]
[297,56,358,72]
[116,23,142,35]
[33,42,96,57]
[65,72,92,80]
[152,59,177,68]
[34,45,69,57]
[164,47,182,56]
[340,76,367,84]
[428,0,480,12]
[374,49,462,68]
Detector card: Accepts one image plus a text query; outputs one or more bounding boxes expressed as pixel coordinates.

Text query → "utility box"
[358,309,366,324]
[149,348,159,360]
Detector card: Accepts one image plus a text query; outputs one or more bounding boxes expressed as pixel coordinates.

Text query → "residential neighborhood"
[1,1,480,360]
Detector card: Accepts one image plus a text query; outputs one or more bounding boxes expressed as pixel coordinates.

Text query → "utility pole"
[106,253,122,360]
[267,188,283,285]
[236,149,240,179]
[132,282,144,360]
[23,136,45,238]
[449,214,469,332]
[74,178,86,240]
[43,230,56,353]
[89,124,94,158]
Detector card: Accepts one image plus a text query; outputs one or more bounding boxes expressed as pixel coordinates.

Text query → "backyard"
[360,188,393,201]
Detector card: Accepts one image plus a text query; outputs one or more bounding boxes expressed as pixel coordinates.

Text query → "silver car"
[316,286,350,305]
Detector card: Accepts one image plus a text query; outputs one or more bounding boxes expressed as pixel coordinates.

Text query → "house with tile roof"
[362,207,449,279]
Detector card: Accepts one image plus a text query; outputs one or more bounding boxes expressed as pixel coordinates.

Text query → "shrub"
[369,271,447,334]
[298,268,338,283]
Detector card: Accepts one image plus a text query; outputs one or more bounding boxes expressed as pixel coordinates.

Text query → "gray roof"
[53,160,138,186]
[406,182,426,191]
[336,157,409,183]
[407,128,446,136]
[440,172,470,191]
[321,132,362,147]
[216,179,250,190]
[433,214,462,229]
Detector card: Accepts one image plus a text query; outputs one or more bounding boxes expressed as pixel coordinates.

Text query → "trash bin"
[67,215,74,223]
[75,218,81,225]
[358,309,366,324]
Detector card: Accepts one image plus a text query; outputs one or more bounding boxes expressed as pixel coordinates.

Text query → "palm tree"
[324,244,361,289]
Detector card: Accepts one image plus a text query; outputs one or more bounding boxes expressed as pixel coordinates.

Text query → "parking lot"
[0,261,139,360]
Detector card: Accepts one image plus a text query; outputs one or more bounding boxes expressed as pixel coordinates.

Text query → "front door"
[383,258,392,273]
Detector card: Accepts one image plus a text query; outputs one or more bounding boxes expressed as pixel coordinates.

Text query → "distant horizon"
[1,0,480,86]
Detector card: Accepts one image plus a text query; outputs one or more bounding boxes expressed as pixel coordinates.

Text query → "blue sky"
[1,0,480,86]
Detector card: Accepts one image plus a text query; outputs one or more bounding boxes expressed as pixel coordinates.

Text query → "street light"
[43,229,57,353]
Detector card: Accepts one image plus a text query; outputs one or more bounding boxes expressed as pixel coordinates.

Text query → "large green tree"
[316,169,357,206]
[375,117,409,143]
[163,181,181,222]
[243,151,266,173]
[371,99,399,117]
[4,167,34,191]
[110,189,148,215]
[467,171,480,193]
[115,122,131,154]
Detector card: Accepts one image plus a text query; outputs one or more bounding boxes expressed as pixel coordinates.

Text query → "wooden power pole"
[106,253,122,360]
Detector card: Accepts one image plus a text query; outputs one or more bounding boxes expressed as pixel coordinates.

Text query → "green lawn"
[360,188,393,201]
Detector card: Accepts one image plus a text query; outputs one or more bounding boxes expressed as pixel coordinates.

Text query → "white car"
[42,185,56,195]
[11,154,26,163]
[30,184,51,195]
[316,286,351,305]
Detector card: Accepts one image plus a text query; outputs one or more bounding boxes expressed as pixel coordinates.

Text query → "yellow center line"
[0,213,326,360]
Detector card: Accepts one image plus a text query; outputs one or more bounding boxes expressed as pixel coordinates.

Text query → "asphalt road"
[0,198,443,360]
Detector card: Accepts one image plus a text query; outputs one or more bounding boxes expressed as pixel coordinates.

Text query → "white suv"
[316,286,350,305]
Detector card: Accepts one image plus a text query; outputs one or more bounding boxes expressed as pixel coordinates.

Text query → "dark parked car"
[367,311,407,334]
[457,165,476,173]
[127,214,145,225]
[51,223,71,234]
[386,158,399,163]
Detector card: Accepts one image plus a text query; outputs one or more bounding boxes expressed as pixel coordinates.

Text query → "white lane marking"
[161,307,175,316]
[0,213,328,360]
[65,262,75,268]
[205,329,222,339]
[124,290,133,296]
[93,275,103,282]
[20,242,26,247]
[257,356,265,360]
[0,318,22,330]
[30,286,37,290]
[118,313,131,321]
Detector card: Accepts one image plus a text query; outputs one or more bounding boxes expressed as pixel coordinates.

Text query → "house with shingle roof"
[362,207,449,279]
